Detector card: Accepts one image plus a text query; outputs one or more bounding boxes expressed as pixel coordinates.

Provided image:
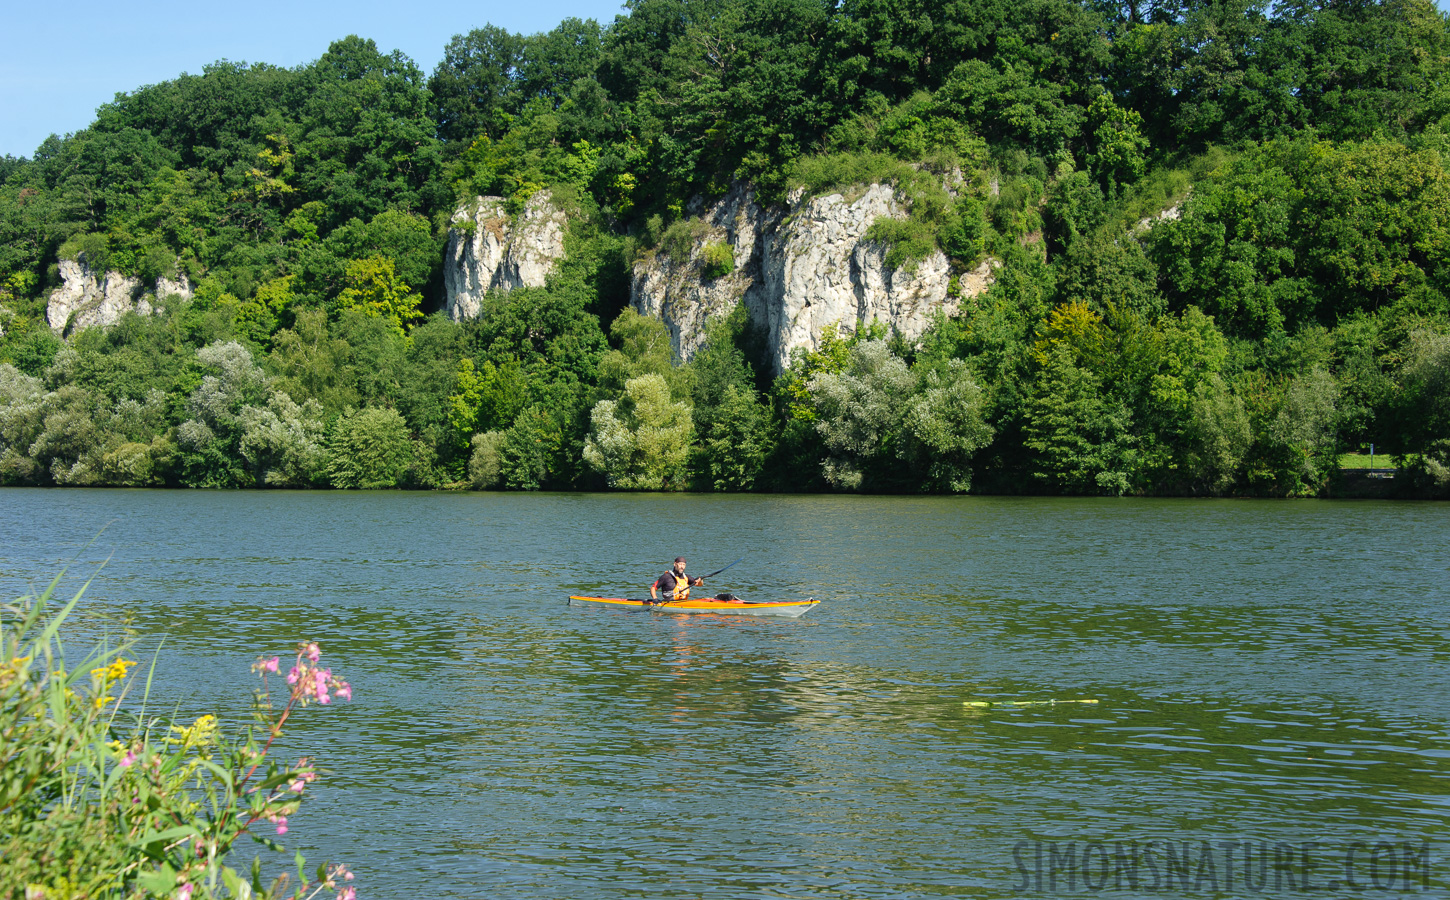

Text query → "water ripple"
[1,490,1446,898]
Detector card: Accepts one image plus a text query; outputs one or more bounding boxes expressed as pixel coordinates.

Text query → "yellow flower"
[90,658,136,684]
[0,655,31,689]
[166,714,219,749]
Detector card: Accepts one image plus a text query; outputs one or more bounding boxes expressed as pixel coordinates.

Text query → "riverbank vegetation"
[2,0,1449,497]
[1,576,355,899]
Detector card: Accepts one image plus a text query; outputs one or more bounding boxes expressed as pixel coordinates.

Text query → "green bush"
[583,374,694,489]
[469,430,506,488]
[57,233,111,273]
[497,405,564,490]
[641,214,664,250]
[700,242,734,280]
[866,218,938,272]
[941,197,986,266]
[692,383,773,491]
[1,327,62,377]
[990,175,1045,239]
[658,218,707,262]
[325,407,414,489]
[99,440,164,487]
[1,574,357,900]
[790,151,916,198]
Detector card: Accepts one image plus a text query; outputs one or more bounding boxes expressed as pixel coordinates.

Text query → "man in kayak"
[651,556,704,602]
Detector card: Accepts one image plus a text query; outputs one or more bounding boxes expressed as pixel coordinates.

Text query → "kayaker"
[651,556,704,601]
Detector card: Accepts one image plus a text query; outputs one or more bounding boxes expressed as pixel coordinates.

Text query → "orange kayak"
[568,595,820,618]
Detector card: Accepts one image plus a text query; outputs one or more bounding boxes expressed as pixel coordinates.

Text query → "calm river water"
[1,489,1447,898]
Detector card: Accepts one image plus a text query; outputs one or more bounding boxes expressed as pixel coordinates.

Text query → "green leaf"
[132,823,200,848]
[256,768,303,792]
[192,757,237,786]
[250,834,285,852]
[221,866,244,900]
[137,862,178,895]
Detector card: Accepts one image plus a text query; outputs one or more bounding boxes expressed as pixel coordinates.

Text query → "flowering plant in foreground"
[1,573,358,900]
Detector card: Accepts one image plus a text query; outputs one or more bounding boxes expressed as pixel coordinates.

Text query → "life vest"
[658,570,692,601]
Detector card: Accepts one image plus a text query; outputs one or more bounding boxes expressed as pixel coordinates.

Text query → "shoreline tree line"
[1,0,1449,497]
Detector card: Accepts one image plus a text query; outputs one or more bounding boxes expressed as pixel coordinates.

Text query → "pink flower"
[263,656,279,673]
[177,884,193,900]
[306,642,321,663]
[338,887,355,900]
[287,666,300,685]
[119,748,137,767]
[336,682,352,701]
[274,816,288,835]
[315,669,330,704]
[289,778,306,793]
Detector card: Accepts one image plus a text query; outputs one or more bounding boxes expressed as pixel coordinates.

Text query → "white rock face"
[45,257,191,334]
[632,183,999,373]
[1132,200,1184,236]
[155,275,193,302]
[444,190,568,321]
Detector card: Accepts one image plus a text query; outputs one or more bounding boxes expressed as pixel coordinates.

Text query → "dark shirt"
[654,570,689,593]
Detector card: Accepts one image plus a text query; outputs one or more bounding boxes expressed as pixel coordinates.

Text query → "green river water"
[1,489,1446,898]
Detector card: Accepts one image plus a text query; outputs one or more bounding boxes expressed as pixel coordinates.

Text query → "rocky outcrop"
[1132,197,1186,237]
[443,190,568,321]
[632,183,999,373]
[46,256,191,334]
[631,185,774,367]
[155,275,192,302]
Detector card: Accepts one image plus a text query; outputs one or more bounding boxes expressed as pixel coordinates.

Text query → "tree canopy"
[2,0,1448,496]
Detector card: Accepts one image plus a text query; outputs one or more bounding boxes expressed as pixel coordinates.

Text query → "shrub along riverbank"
[1,576,356,900]
[2,0,1449,497]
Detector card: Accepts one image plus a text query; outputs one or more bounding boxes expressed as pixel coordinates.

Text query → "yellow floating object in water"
[962,699,1099,708]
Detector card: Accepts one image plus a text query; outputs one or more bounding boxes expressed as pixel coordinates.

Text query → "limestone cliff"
[443,190,568,321]
[46,256,192,334]
[631,183,998,373]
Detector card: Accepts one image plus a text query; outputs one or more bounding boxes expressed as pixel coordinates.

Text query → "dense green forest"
[2,0,1449,496]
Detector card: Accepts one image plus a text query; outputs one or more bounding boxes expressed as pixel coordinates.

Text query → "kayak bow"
[568,595,819,618]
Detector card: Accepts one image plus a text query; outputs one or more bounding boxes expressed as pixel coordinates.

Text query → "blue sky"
[0,0,628,159]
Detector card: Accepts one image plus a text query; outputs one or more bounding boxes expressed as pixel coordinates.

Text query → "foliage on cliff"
[1,0,1449,496]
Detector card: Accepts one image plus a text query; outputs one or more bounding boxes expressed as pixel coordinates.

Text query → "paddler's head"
[673,556,686,575]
